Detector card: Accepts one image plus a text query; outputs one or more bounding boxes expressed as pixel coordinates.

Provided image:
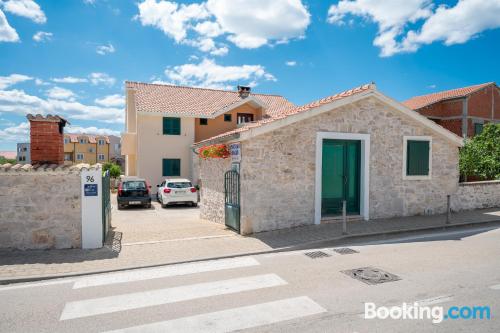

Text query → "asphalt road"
[1,225,499,333]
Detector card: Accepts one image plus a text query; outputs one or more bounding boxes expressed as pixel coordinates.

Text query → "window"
[79,138,87,144]
[162,158,181,176]
[64,138,69,144]
[89,147,95,153]
[224,114,232,122]
[114,143,120,151]
[98,139,106,145]
[64,153,72,161]
[237,113,254,124]
[122,181,147,190]
[199,118,208,125]
[163,117,181,135]
[76,153,84,160]
[403,136,432,180]
[98,154,105,161]
[167,181,192,188]
[474,123,483,136]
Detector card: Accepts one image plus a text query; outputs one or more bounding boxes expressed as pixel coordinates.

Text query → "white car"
[157,178,198,208]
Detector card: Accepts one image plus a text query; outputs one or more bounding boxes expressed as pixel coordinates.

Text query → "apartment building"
[122,82,295,191]
[16,143,30,164]
[403,82,499,138]
[63,133,110,165]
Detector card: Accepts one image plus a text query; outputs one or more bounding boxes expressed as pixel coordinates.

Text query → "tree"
[102,162,122,178]
[459,123,500,180]
[0,156,16,165]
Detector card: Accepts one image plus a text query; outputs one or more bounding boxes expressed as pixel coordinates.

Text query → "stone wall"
[452,180,500,211]
[198,158,231,224]
[0,164,82,250]
[240,96,460,233]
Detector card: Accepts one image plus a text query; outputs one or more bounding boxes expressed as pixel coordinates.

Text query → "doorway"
[321,139,360,216]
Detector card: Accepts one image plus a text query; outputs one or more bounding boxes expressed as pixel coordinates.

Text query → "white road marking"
[60,274,287,321]
[0,279,74,292]
[73,257,260,289]
[415,295,454,306]
[490,284,500,290]
[122,235,234,246]
[103,296,326,333]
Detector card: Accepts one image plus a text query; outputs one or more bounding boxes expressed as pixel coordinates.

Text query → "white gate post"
[81,166,103,249]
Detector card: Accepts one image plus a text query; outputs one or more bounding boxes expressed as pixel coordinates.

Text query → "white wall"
[137,114,195,192]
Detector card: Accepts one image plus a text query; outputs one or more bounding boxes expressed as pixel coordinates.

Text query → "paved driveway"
[111,194,235,245]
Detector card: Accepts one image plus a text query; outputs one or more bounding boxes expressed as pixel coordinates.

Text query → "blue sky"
[0,0,499,151]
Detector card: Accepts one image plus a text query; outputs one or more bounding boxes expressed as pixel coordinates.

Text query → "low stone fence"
[199,158,231,224]
[0,163,99,250]
[451,180,500,211]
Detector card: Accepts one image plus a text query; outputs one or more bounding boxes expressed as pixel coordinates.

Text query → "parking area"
[111,194,236,245]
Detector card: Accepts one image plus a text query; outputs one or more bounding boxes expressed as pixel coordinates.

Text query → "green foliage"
[459,123,500,180]
[102,162,122,178]
[0,156,16,165]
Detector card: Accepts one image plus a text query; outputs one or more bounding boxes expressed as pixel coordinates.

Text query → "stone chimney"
[27,114,68,165]
[237,85,251,98]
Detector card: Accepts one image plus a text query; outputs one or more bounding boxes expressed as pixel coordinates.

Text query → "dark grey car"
[117,178,152,209]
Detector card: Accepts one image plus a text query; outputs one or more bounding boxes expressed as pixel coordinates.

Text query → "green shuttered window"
[163,117,181,135]
[406,140,430,176]
[162,159,181,176]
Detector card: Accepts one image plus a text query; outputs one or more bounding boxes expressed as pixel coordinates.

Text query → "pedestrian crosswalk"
[58,256,327,332]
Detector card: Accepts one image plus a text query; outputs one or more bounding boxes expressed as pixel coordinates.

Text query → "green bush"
[459,123,500,180]
[0,156,16,165]
[103,162,122,178]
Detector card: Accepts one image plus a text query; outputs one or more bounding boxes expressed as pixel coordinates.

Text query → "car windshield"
[122,181,147,190]
[167,182,192,188]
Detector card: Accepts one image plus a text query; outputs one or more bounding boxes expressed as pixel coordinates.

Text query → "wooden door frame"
[314,132,370,225]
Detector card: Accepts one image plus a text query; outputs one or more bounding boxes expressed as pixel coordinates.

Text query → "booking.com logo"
[365,303,491,324]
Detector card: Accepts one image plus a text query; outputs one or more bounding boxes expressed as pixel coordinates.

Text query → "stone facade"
[452,180,500,211]
[199,158,231,224]
[0,164,82,249]
[239,97,460,233]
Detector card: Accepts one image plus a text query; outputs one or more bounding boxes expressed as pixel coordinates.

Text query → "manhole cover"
[304,251,331,259]
[342,267,400,285]
[333,248,359,255]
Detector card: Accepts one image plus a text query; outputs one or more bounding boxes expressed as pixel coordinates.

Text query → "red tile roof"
[194,83,375,145]
[402,82,495,110]
[65,133,110,144]
[126,81,295,118]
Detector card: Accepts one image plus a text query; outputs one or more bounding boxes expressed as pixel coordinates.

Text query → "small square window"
[162,159,181,176]
[98,154,105,161]
[200,118,208,125]
[474,123,483,136]
[403,137,431,179]
[76,153,84,160]
[163,117,181,135]
[224,114,232,122]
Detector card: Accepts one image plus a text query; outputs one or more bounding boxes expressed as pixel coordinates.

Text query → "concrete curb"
[1,218,500,285]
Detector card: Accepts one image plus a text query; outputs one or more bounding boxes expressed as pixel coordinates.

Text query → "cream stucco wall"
[136,114,195,192]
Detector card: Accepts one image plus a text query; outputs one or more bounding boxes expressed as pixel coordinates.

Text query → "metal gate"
[224,170,240,233]
[102,170,111,242]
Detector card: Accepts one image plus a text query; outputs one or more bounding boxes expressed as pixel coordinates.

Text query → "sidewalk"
[1,208,499,284]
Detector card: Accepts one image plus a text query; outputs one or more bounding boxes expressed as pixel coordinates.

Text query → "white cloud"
[94,94,124,108]
[0,89,124,123]
[96,43,115,55]
[285,60,297,66]
[0,74,32,89]
[52,76,88,84]
[327,0,500,57]
[164,58,276,90]
[2,0,46,24]
[46,86,76,101]
[33,31,52,42]
[66,125,120,136]
[0,121,30,143]
[136,0,310,50]
[0,9,19,42]
[88,72,116,86]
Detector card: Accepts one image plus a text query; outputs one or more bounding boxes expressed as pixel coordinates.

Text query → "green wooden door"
[321,139,360,216]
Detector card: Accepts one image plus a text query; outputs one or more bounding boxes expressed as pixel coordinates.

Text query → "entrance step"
[321,215,363,224]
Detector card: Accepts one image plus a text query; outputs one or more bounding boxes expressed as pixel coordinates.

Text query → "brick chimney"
[237,85,251,98]
[27,114,68,165]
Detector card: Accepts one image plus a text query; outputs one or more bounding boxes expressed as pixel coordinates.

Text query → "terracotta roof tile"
[194,83,375,145]
[126,81,295,118]
[65,133,110,144]
[402,82,495,110]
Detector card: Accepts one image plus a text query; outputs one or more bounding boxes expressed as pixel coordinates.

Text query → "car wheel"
[191,202,198,207]
[147,203,152,209]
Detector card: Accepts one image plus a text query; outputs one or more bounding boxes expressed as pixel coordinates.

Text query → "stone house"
[403,82,500,138]
[195,84,465,234]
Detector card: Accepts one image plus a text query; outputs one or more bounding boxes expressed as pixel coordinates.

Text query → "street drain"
[304,251,331,259]
[342,267,400,285]
[333,247,359,255]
